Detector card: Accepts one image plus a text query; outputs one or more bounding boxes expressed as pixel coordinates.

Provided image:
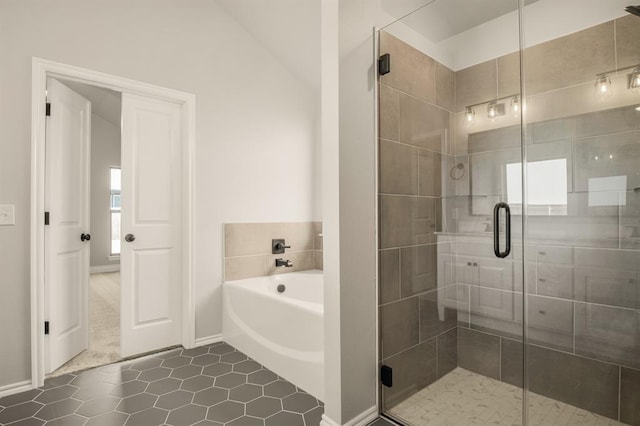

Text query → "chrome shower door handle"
[493,202,511,258]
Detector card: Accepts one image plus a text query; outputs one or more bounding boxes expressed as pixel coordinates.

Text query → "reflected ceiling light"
[595,74,613,98]
[487,102,505,120]
[636,105,640,111]
[629,66,640,92]
[465,107,475,124]
[510,96,520,117]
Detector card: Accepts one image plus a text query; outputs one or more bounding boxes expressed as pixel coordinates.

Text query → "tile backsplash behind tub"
[224,222,323,281]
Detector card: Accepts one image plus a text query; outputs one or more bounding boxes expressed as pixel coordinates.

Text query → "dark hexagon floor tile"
[72,382,115,401]
[265,411,304,426]
[152,348,183,360]
[42,375,75,390]
[214,373,246,389]
[109,380,148,398]
[104,369,140,385]
[146,377,182,395]
[34,385,77,404]
[220,352,248,364]
[227,415,264,426]
[233,360,262,374]
[202,363,232,378]
[247,370,278,386]
[129,357,163,371]
[44,413,86,426]
[162,356,191,369]
[181,347,209,357]
[0,389,42,407]
[69,371,109,387]
[85,411,129,426]
[76,395,120,417]
[138,367,172,382]
[263,380,296,398]
[0,401,44,424]
[34,398,81,421]
[193,387,228,406]
[165,403,207,426]
[170,365,202,380]
[206,400,244,423]
[124,407,169,426]
[304,406,324,425]
[156,390,193,410]
[191,354,221,367]
[193,420,222,426]
[282,392,319,414]
[246,396,282,418]
[208,344,235,356]
[229,384,262,403]
[4,417,45,426]
[116,392,157,414]
[181,375,214,392]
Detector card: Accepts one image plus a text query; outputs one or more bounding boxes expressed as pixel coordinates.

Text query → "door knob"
[81,233,91,242]
[124,234,135,242]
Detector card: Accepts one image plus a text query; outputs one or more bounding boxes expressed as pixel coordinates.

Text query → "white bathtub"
[222,270,324,401]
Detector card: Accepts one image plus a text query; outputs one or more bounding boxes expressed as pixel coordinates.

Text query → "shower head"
[625,5,640,16]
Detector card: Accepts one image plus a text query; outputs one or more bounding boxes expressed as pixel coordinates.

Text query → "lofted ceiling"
[215,0,320,94]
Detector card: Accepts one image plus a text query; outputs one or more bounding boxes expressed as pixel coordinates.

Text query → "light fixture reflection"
[629,66,640,92]
[487,102,498,119]
[511,96,520,117]
[465,107,475,125]
[595,74,613,99]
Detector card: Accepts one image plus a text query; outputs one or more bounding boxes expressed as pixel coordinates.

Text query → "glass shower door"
[522,4,640,425]
[377,1,526,424]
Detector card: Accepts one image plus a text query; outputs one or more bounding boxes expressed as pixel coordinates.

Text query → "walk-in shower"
[377,1,640,424]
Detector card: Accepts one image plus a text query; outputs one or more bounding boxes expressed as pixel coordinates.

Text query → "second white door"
[120,93,183,357]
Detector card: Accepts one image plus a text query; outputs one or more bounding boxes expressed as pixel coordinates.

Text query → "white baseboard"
[321,406,378,426]
[195,334,223,347]
[90,264,120,274]
[0,380,33,398]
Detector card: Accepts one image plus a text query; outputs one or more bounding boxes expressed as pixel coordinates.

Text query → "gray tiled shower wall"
[378,16,640,425]
[224,222,322,281]
[378,30,456,411]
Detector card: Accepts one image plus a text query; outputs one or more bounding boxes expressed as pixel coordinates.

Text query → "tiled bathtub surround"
[224,222,322,281]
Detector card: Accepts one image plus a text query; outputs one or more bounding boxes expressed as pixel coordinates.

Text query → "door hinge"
[381,365,393,388]
[44,211,50,225]
[45,102,51,117]
[44,321,50,335]
[379,53,391,76]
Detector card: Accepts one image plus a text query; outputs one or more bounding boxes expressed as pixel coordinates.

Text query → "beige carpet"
[49,272,122,377]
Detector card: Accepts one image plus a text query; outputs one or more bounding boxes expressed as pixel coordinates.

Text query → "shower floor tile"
[388,368,627,426]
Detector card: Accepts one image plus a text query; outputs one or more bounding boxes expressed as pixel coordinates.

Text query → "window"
[110,167,121,256]
[506,159,568,215]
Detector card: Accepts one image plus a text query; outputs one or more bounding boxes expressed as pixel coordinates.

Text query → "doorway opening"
[31,58,196,389]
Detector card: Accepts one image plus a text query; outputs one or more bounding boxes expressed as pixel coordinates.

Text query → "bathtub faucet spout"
[275,258,293,268]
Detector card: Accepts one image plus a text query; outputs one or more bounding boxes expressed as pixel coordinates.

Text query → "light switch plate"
[0,205,15,225]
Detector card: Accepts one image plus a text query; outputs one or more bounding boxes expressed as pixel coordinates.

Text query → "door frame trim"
[30,57,197,388]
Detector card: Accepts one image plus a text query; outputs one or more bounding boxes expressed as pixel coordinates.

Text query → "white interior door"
[120,93,183,357]
[45,78,91,373]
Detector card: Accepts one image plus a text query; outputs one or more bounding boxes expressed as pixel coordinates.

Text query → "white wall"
[89,113,121,269]
[0,0,318,389]
[322,0,394,424]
